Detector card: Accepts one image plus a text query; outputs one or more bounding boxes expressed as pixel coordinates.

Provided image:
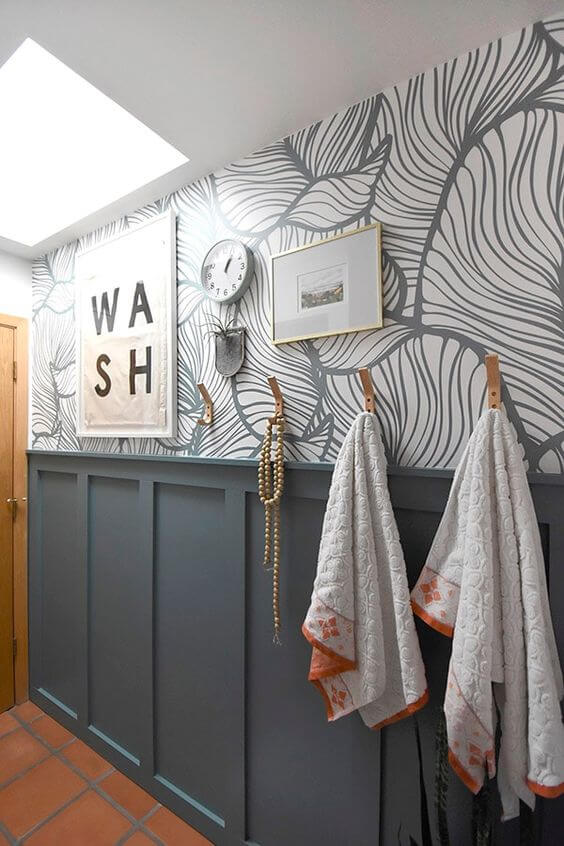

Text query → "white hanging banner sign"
[75,209,177,438]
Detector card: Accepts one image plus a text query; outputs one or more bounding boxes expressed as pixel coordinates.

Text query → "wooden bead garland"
[258,413,285,644]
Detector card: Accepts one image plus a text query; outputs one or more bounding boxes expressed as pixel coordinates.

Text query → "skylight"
[0,39,188,246]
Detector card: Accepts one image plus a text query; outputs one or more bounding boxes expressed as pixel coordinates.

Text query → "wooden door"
[0,325,15,711]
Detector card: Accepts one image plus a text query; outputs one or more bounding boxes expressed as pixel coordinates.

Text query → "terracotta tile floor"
[0,702,212,845]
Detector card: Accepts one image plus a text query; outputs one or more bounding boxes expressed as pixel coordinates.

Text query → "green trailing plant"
[519,801,535,846]
[415,717,433,846]
[471,781,492,846]
[435,709,450,846]
[399,717,433,846]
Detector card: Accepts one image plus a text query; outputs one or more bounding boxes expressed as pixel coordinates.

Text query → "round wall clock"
[200,239,254,304]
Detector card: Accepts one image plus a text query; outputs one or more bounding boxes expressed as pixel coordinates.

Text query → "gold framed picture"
[270,223,382,345]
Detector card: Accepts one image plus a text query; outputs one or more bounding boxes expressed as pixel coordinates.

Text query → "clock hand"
[224,257,232,273]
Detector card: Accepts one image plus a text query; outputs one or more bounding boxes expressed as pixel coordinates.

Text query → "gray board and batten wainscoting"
[27,450,564,846]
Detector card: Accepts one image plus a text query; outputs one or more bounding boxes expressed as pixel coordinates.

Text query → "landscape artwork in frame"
[75,209,177,438]
[270,223,382,344]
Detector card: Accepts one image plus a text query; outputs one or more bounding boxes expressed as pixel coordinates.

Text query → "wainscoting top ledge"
[26,449,564,486]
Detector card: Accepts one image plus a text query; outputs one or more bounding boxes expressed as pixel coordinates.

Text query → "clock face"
[200,239,254,304]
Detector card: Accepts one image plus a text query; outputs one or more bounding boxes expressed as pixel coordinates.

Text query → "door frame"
[0,312,28,703]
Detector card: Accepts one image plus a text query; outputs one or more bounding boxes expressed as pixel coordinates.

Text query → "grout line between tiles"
[0,819,17,846]
[3,708,168,846]
[89,779,154,827]
[3,711,114,842]
[18,786,90,842]
[139,805,160,824]
[138,823,167,846]
[135,803,166,845]
[0,735,51,794]
[112,824,138,846]
[0,716,91,797]
[140,829,166,846]
[115,816,165,846]
[11,710,42,725]
[111,804,167,846]
[0,724,21,741]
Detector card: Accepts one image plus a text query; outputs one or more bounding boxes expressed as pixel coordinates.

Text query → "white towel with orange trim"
[411,408,564,819]
[302,412,428,729]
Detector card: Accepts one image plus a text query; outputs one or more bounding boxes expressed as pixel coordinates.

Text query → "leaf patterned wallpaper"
[32,14,564,471]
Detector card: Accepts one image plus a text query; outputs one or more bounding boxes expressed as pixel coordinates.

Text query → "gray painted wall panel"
[154,482,236,826]
[28,452,564,846]
[246,493,382,846]
[88,475,145,762]
[37,470,81,715]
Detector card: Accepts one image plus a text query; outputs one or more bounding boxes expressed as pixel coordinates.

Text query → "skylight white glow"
[0,39,188,246]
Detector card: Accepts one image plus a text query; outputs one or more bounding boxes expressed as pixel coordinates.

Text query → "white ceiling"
[0,0,559,259]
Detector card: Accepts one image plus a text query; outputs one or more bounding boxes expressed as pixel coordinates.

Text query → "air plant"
[200,312,241,338]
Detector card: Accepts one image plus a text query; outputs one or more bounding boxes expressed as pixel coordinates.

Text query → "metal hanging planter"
[214,327,245,377]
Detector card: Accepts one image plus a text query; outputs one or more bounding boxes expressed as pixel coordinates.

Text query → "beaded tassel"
[258,414,285,644]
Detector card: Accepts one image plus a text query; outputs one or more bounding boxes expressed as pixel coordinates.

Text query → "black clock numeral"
[224,289,228,296]
[240,263,245,270]
[238,274,242,280]
[232,284,236,290]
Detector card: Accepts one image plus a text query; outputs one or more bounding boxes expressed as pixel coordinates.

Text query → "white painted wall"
[0,249,32,317]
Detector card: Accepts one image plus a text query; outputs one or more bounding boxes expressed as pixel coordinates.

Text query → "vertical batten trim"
[77,472,89,726]
[546,519,564,707]
[535,516,563,843]
[139,479,155,776]
[224,487,247,841]
[29,467,42,693]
